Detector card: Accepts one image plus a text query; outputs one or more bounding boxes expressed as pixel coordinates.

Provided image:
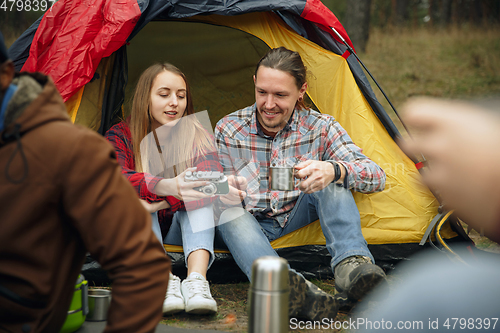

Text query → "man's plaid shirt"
[214,104,386,227]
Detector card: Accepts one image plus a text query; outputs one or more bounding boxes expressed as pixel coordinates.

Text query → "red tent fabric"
[18,0,351,102]
[301,0,355,51]
[21,0,140,101]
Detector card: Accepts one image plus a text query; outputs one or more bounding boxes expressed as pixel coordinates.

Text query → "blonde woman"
[105,63,221,315]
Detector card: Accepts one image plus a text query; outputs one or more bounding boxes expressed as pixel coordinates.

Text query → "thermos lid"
[251,257,289,292]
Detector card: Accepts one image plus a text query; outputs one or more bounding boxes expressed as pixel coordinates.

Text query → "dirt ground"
[159,278,362,333]
[158,231,500,332]
[159,281,250,332]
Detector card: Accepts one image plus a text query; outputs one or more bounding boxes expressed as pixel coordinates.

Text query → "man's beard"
[259,106,284,129]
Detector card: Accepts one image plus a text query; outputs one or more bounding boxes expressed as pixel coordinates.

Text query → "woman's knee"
[218,207,250,226]
[217,208,259,238]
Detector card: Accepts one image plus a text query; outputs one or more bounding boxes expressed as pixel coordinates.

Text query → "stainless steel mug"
[248,256,289,333]
[86,289,111,321]
[269,167,295,191]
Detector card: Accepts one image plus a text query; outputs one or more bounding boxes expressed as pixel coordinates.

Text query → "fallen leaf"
[223,313,237,324]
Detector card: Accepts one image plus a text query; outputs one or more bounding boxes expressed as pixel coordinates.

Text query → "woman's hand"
[139,199,171,213]
[220,175,247,206]
[154,168,211,202]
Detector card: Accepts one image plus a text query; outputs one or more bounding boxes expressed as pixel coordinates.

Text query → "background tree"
[391,0,410,26]
[429,0,452,27]
[1,10,42,45]
[344,0,373,53]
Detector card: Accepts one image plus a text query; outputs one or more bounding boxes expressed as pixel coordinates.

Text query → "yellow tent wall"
[67,11,456,250]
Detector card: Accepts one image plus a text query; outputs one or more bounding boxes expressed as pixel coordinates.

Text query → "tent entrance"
[126,19,318,126]
[127,20,267,126]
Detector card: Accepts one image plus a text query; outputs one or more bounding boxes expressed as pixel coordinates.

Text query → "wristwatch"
[329,161,341,183]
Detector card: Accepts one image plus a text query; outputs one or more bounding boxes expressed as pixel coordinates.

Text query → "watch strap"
[331,162,341,183]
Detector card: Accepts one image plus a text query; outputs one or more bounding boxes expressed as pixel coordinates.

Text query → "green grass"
[361,27,500,133]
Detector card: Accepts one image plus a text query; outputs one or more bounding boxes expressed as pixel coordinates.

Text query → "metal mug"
[269,166,296,191]
[248,256,289,333]
[86,289,111,321]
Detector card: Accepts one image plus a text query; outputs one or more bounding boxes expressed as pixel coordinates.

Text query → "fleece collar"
[3,75,43,129]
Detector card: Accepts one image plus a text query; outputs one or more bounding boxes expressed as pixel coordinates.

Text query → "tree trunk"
[452,0,466,25]
[391,0,410,26]
[429,0,440,27]
[441,0,453,26]
[430,0,453,27]
[344,0,373,53]
[410,0,419,29]
[469,0,483,26]
[0,11,28,37]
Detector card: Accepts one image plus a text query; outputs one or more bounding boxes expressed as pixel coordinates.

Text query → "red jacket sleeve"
[104,122,184,212]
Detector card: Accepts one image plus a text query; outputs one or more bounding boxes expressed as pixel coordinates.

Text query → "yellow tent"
[70,13,455,280]
[10,0,462,281]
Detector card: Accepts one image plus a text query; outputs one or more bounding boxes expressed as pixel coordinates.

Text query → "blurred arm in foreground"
[402,97,500,243]
[354,97,500,333]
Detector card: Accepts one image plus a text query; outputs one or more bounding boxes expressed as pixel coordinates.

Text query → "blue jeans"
[216,184,374,281]
[151,204,216,269]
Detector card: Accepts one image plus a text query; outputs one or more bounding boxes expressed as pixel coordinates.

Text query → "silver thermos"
[248,256,289,333]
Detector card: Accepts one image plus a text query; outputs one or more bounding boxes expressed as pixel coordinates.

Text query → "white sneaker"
[162,273,185,315]
[181,272,217,314]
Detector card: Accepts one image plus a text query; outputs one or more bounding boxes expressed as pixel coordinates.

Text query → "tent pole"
[330,27,428,163]
[330,27,410,135]
[328,28,459,233]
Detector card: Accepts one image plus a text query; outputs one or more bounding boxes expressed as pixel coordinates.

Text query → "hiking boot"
[334,255,387,301]
[288,270,338,320]
[181,272,217,315]
[163,273,185,315]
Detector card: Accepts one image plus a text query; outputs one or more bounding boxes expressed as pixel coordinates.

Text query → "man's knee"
[316,183,352,201]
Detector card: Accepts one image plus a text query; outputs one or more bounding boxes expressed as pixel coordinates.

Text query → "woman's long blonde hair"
[130,63,214,177]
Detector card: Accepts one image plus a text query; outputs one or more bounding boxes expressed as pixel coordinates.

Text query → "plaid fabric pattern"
[214,104,386,227]
[105,122,222,218]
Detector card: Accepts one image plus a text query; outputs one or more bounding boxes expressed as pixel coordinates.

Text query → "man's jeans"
[217,184,373,281]
[151,204,216,269]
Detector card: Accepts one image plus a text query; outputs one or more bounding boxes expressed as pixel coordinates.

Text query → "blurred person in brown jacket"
[0,31,170,332]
